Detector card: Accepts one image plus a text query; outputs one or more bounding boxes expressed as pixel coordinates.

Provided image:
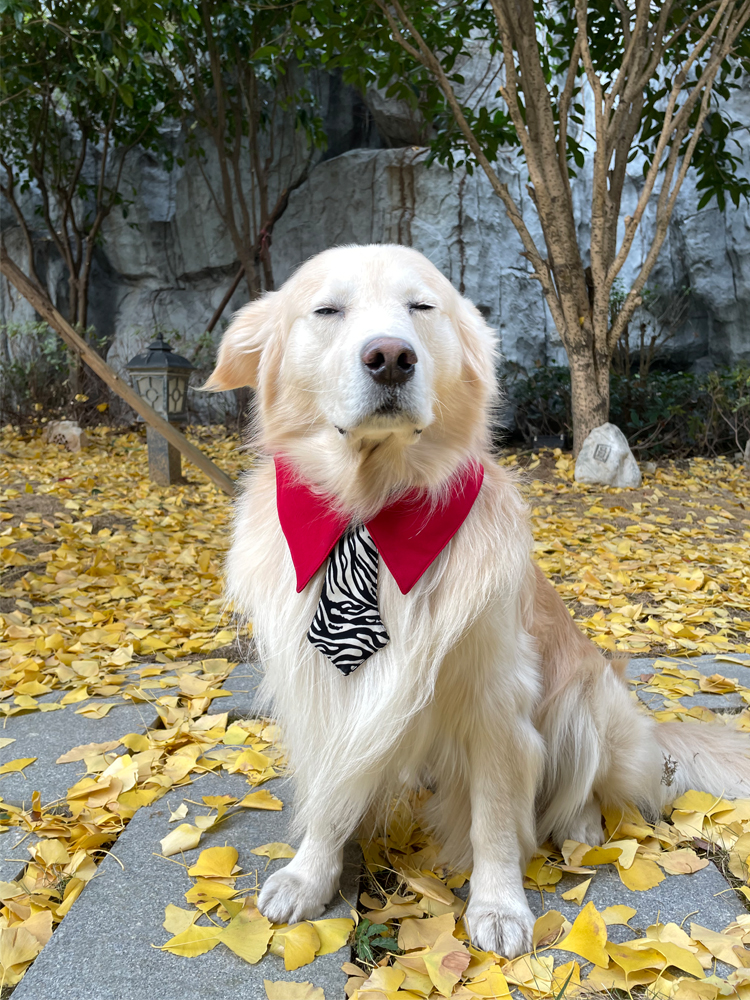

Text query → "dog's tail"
[652,719,750,806]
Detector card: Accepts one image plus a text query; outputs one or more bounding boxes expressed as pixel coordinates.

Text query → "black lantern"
[126,335,195,485]
[125,334,194,422]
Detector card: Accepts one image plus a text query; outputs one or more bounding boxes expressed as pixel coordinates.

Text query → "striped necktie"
[307,523,389,675]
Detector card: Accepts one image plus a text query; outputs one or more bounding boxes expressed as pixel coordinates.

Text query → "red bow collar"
[275,457,484,595]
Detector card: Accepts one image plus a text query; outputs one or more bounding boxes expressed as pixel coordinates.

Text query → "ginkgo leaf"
[263,982,324,1000]
[74,702,115,718]
[160,823,202,857]
[399,913,456,951]
[606,941,666,979]
[422,928,471,996]
[658,848,709,875]
[556,901,609,966]
[616,857,664,891]
[601,905,637,926]
[0,738,16,750]
[359,966,406,991]
[311,918,354,955]
[223,723,250,745]
[169,803,188,823]
[163,904,199,936]
[160,924,221,957]
[0,924,42,971]
[251,842,296,861]
[532,910,566,950]
[690,924,746,968]
[56,740,120,763]
[560,878,591,905]
[465,963,512,998]
[0,757,36,775]
[220,913,273,964]
[187,845,238,878]
[273,922,321,971]
[239,790,283,811]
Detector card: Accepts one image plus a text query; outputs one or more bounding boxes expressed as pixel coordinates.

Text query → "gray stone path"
[1,655,749,999]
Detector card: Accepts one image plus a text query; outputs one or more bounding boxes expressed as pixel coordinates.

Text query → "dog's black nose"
[360,337,418,385]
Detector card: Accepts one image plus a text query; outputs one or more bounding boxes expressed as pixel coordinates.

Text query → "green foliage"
[353,918,401,964]
[0,321,111,427]
[0,321,70,423]
[164,0,326,157]
[0,1,173,326]
[506,362,750,458]
[310,1,750,211]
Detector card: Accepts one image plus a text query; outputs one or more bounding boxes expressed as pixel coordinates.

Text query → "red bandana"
[275,457,484,595]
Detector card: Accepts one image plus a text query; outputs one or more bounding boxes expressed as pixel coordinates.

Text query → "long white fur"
[208,244,750,958]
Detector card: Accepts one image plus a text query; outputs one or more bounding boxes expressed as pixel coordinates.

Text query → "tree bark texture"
[380,0,750,454]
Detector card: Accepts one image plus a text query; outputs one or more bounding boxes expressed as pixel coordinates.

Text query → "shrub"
[504,361,750,458]
[0,321,109,428]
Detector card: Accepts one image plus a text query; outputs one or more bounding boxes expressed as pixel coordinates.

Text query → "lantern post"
[125,335,195,485]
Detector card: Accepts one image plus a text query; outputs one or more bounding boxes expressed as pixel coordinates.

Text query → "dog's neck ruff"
[274,456,485,596]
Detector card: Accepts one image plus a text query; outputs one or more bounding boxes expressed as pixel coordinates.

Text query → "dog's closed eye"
[409,303,435,312]
[314,307,341,316]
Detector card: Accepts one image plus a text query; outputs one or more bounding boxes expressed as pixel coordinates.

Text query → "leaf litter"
[1,432,750,994]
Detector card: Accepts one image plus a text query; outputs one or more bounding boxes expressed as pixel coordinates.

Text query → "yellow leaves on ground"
[159,843,354,973]
[187,845,239,878]
[557,901,609,966]
[0,428,247,726]
[273,921,322,971]
[0,711,285,989]
[507,450,750,655]
[160,924,221,957]
[343,786,750,999]
[0,756,36,775]
[221,912,274,964]
[560,877,590,905]
[251,842,296,861]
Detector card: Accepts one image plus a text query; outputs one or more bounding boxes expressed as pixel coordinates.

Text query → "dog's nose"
[360,337,418,385]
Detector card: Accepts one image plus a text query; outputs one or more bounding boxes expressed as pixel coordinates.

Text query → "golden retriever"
[206,244,750,957]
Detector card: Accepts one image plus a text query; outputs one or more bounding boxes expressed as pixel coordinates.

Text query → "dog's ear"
[453,295,498,390]
[204,292,279,391]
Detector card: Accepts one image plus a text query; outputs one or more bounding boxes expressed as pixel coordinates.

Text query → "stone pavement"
[0,654,748,999]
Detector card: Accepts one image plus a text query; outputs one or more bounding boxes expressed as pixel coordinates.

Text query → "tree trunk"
[569,347,610,456]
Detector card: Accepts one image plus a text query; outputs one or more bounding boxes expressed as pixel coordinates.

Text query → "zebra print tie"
[307,523,389,675]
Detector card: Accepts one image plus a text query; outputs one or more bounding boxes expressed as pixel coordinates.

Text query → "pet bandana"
[275,456,484,675]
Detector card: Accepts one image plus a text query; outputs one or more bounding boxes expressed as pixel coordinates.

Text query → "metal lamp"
[126,334,194,485]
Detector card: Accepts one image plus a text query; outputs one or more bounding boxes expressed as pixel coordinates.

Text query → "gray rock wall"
[2,72,750,423]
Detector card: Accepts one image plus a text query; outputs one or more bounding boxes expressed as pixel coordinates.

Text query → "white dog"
[207,244,750,958]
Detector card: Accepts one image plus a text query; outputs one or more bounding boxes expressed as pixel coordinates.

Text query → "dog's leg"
[463,713,543,958]
[257,827,344,924]
[558,794,604,847]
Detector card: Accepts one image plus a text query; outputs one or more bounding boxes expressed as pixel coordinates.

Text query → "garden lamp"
[125,334,194,485]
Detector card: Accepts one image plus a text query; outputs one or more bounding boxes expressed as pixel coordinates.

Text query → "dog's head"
[206,245,498,505]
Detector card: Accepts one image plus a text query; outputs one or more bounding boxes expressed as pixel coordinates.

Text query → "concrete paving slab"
[530,862,746,975]
[0,701,155,808]
[13,730,358,1000]
[627,654,750,713]
[219,662,264,720]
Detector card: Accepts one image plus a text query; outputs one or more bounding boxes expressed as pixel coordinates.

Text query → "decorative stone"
[574,422,642,488]
[41,420,89,452]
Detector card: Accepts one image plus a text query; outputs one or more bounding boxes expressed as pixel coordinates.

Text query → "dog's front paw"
[258,867,333,924]
[464,899,534,958]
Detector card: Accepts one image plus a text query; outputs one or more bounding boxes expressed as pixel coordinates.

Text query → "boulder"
[42,420,89,452]
[574,422,642,488]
